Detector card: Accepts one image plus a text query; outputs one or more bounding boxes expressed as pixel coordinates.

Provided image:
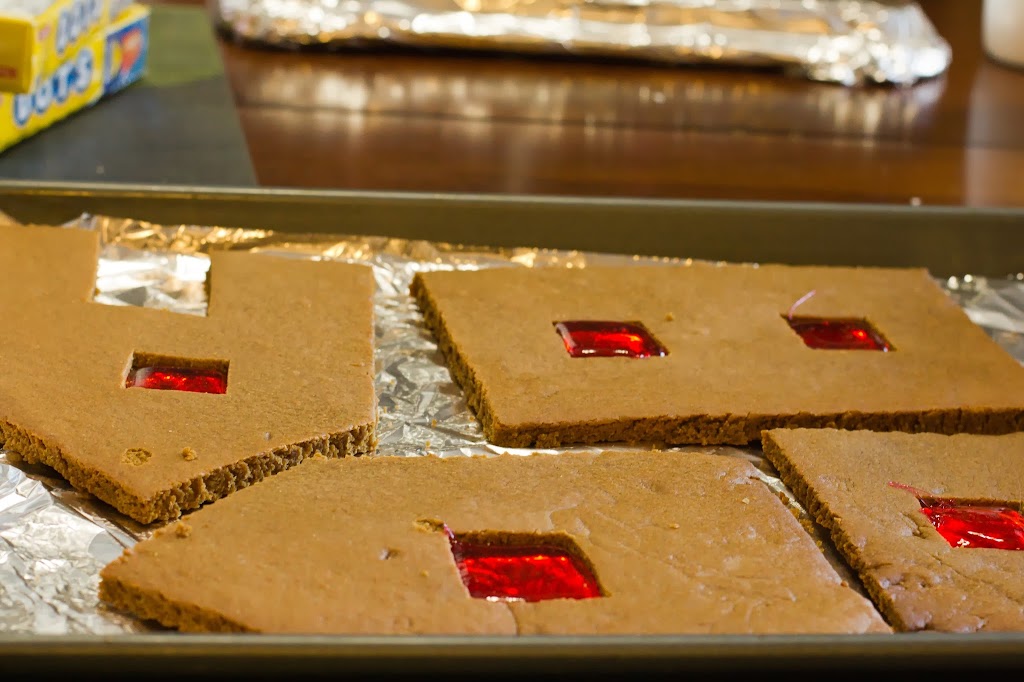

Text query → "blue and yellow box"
[0,2,148,152]
[0,0,134,93]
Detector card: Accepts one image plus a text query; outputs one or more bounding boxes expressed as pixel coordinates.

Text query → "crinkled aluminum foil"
[2,214,1022,634]
[212,0,951,86]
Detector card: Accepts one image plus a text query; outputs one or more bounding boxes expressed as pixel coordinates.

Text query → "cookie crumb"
[174,522,192,538]
[420,570,430,577]
[263,432,272,441]
[181,447,198,461]
[665,312,675,321]
[380,548,401,560]
[668,523,680,530]
[431,419,437,427]
[121,448,152,466]
[425,440,431,448]
[414,518,445,533]
[741,497,750,504]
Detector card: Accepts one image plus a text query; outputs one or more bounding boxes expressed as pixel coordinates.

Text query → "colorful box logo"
[104,12,146,92]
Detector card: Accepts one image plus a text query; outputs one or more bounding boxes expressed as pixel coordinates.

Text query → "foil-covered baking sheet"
[1,214,1021,634]
[212,0,951,86]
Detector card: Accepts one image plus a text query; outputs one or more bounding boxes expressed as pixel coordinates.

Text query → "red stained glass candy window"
[889,482,1024,550]
[922,504,1024,550]
[786,317,892,351]
[125,354,228,394]
[554,320,667,358]
[447,529,603,602]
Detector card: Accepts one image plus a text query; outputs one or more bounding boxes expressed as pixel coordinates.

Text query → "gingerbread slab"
[0,223,377,523]
[411,264,1024,447]
[99,451,889,635]
[762,428,1024,632]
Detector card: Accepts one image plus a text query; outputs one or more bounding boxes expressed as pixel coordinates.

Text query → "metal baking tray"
[1,179,1023,676]
[1,180,1023,277]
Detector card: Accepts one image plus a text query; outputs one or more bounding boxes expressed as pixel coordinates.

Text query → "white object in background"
[983,0,1024,68]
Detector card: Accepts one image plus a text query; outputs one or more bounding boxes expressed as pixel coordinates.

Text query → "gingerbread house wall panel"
[0,223,377,523]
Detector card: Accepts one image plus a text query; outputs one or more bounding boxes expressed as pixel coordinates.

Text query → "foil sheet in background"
[212,0,952,86]
[1,215,1022,634]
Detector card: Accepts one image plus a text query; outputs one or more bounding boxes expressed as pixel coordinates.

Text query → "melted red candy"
[922,504,1024,550]
[449,534,602,601]
[126,366,227,394]
[889,482,1024,550]
[787,317,891,351]
[554,320,667,358]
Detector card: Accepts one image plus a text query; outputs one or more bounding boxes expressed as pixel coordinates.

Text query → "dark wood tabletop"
[171,0,1024,207]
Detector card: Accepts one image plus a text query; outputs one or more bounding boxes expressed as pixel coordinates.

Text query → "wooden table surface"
[177,0,1024,207]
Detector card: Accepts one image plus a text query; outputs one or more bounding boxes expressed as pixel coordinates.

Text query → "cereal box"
[0,0,133,93]
[0,2,148,152]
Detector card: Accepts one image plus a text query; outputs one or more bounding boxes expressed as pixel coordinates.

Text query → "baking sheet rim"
[3,178,1024,217]
[3,631,1024,667]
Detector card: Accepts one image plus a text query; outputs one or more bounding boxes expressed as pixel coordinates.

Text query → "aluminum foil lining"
[212,0,952,86]
[2,214,1022,635]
